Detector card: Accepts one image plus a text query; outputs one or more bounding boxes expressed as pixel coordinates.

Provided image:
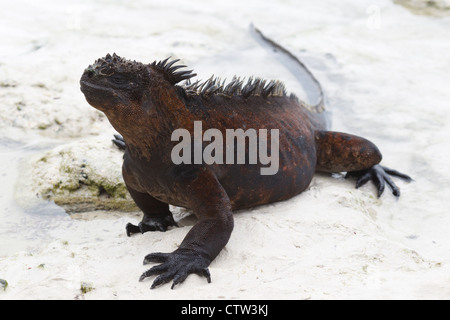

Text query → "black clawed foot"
[112,134,126,150]
[126,223,141,236]
[139,250,211,289]
[346,164,412,198]
[126,215,178,237]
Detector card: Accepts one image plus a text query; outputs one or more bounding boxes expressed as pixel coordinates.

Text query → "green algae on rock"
[80,282,94,294]
[31,137,137,213]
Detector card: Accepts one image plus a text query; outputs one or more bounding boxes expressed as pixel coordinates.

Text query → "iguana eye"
[99,67,114,76]
[111,75,127,85]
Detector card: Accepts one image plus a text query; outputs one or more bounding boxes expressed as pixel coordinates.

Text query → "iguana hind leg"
[315,130,412,197]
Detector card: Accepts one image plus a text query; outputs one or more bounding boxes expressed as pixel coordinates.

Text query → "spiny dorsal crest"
[150,57,292,99]
[182,75,290,99]
[150,57,197,85]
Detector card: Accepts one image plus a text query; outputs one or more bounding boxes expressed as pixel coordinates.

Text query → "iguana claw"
[139,250,211,289]
[347,164,412,197]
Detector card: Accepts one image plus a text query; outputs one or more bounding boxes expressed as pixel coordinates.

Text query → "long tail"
[250,24,325,113]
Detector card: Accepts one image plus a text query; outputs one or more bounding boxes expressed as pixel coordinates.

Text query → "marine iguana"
[79,27,411,289]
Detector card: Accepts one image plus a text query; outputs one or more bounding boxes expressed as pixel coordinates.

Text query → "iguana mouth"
[79,78,114,95]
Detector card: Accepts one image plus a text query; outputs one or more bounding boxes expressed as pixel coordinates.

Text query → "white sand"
[1,0,450,299]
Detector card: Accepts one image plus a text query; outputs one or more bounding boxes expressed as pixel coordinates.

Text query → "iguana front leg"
[315,131,412,197]
[139,167,234,289]
[122,160,178,235]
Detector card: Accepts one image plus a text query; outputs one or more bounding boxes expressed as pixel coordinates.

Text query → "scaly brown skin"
[80,35,411,289]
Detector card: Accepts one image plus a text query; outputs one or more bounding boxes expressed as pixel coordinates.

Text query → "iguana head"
[80,53,151,112]
[80,53,196,113]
